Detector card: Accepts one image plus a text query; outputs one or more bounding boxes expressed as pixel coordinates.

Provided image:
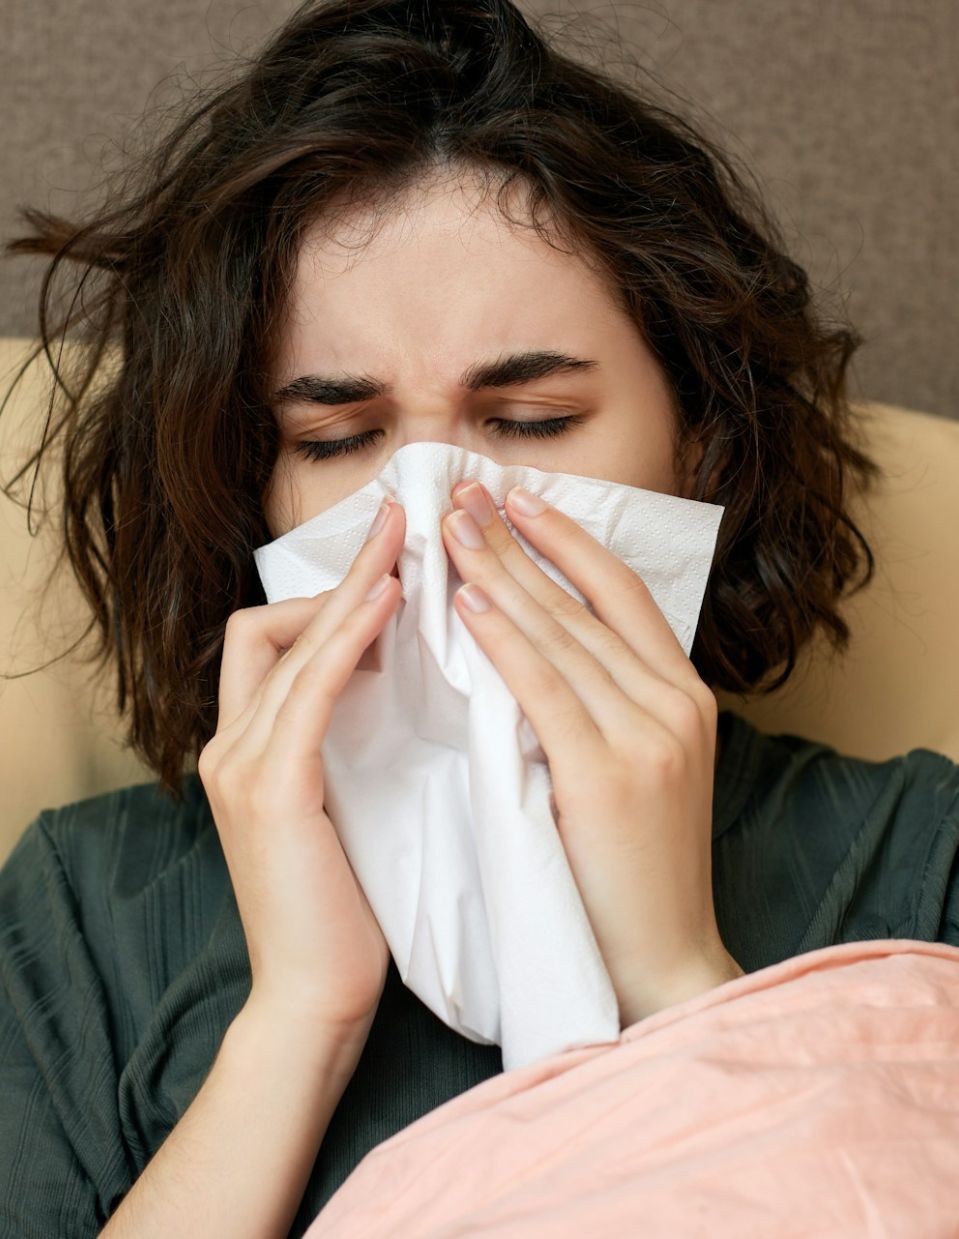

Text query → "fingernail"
[366,501,390,541]
[507,486,547,516]
[457,482,494,528]
[449,510,485,549]
[459,583,491,612]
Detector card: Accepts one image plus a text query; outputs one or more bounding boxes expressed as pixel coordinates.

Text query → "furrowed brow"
[272,350,599,406]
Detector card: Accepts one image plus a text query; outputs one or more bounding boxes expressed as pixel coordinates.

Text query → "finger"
[450,539,658,748]
[446,489,642,686]
[452,579,615,767]
[217,501,405,735]
[230,568,401,763]
[503,486,695,683]
[443,504,699,739]
[451,481,693,688]
[265,584,404,770]
[452,585,699,853]
[218,596,333,731]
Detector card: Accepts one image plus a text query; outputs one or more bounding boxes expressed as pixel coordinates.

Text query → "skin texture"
[262,168,700,531]
[262,166,720,741]
[260,169,742,1020]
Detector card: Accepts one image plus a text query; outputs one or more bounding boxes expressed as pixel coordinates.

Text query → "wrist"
[617,945,744,1029]
[232,992,375,1075]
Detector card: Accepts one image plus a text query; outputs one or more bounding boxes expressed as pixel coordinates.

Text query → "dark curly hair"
[0,0,882,803]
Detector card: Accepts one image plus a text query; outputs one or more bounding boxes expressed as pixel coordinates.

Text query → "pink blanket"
[306,940,959,1237]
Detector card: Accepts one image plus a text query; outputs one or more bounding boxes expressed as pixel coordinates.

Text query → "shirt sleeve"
[0,814,134,1238]
[902,747,959,948]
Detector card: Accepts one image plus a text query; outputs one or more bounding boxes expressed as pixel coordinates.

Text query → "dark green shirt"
[2,709,959,1237]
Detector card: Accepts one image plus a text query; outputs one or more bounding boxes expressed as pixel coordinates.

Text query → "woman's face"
[263,169,700,537]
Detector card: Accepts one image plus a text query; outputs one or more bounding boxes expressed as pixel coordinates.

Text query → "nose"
[386,480,473,580]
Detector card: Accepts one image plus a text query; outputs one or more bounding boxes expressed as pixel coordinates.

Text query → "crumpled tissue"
[252,440,725,1070]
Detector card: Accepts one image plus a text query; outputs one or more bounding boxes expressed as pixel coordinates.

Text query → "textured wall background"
[1,0,956,421]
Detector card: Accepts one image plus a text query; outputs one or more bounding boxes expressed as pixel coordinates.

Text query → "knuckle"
[621,568,652,602]
[547,588,584,623]
[524,658,568,703]
[198,743,249,804]
[281,649,334,709]
[538,620,579,657]
[652,735,686,779]
[288,652,326,690]
[594,624,629,664]
[223,606,263,641]
[694,681,718,721]
[281,631,311,663]
[665,685,706,737]
[637,724,686,781]
[196,739,219,781]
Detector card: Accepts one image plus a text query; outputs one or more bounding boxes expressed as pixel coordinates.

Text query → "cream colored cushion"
[714,400,959,766]
[2,337,957,863]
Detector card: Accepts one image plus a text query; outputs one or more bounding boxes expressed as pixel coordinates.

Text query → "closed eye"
[293,414,587,462]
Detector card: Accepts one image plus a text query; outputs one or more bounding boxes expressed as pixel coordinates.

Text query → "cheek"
[593,435,678,495]
[642,413,690,497]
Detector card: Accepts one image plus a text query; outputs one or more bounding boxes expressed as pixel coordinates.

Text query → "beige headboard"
[2,337,958,863]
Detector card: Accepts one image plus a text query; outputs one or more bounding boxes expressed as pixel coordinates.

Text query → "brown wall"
[1,0,956,422]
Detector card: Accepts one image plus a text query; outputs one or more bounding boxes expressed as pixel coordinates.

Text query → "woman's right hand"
[197,498,406,1032]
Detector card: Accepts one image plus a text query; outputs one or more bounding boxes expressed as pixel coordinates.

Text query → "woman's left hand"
[441,479,744,1029]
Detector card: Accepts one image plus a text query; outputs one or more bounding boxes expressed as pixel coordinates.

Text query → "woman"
[1,0,957,1235]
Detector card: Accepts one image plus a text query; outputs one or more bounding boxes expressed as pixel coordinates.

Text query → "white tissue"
[252,441,724,1070]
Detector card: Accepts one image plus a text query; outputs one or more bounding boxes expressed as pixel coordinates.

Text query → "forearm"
[99,995,373,1239]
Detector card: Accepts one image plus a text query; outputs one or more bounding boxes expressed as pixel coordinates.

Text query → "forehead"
[281,173,624,355]
[296,166,554,274]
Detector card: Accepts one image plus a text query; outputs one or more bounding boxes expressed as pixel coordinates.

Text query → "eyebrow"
[271,349,599,406]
